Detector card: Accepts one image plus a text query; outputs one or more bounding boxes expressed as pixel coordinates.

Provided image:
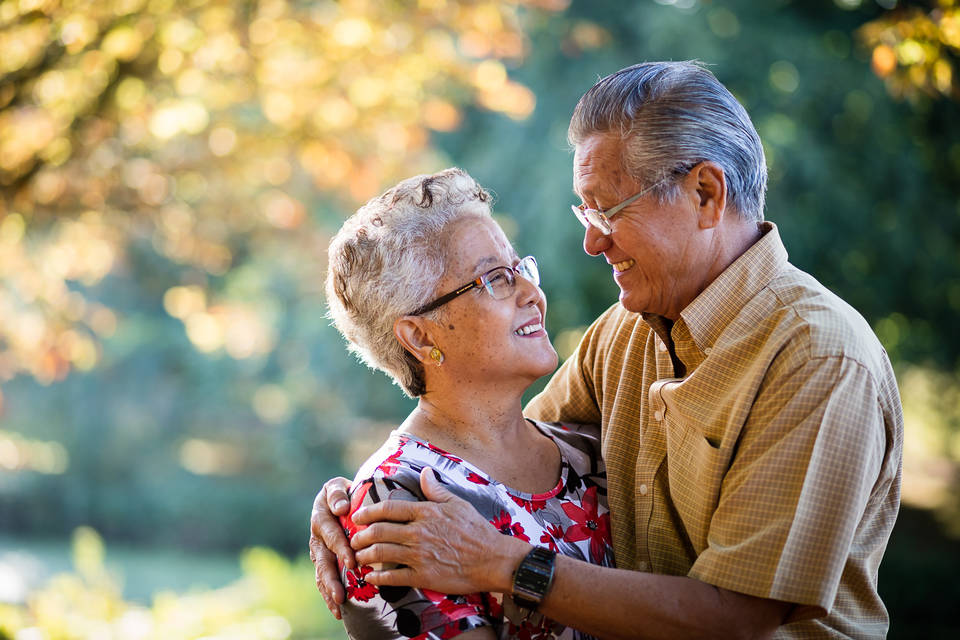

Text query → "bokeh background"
[1,0,959,638]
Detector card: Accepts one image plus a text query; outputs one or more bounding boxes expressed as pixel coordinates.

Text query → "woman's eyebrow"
[471,255,500,273]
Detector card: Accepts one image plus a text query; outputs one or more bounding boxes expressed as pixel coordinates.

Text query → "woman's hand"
[308,476,353,619]
[350,467,530,595]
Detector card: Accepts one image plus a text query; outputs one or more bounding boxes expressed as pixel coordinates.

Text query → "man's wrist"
[487,535,532,593]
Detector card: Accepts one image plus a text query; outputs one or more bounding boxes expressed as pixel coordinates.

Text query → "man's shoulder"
[585,302,652,345]
[755,263,889,373]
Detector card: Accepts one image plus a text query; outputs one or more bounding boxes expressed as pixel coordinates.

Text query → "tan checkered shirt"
[526,222,903,638]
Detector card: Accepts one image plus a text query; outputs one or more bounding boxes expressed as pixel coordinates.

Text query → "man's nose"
[583,223,612,256]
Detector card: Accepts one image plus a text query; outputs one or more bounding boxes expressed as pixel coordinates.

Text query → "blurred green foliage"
[0,527,344,639]
[2,0,960,638]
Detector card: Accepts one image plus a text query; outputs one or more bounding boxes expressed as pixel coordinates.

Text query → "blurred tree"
[860,0,960,100]
[0,0,566,385]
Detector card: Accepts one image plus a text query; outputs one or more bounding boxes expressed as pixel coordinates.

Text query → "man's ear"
[394,316,436,364]
[689,161,727,229]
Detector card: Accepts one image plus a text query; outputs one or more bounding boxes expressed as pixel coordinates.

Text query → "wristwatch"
[511,546,557,611]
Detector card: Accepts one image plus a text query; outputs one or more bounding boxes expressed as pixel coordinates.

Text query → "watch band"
[511,546,556,611]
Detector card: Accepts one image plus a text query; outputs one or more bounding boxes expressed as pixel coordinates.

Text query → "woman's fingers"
[311,482,356,570]
[324,476,352,515]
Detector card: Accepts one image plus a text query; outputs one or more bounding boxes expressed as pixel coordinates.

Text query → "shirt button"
[639,484,648,496]
[658,340,667,352]
[638,561,649,571]
[653,410,663,422]
[704,347,713,355]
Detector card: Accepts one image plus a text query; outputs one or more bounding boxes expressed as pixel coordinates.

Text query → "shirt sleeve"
[688,353,890,621]
[339,469,498,640]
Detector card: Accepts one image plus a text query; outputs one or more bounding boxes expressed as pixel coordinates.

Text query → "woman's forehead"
[445,218,516,271]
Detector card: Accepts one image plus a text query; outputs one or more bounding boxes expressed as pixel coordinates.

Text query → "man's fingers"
[419,466,458,502]
[354,541,411,568]
[353,498,430,525]
[364,565,417,588]
[350,521,415,550]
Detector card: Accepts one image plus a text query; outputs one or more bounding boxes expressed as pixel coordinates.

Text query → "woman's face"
[428,216,558,387]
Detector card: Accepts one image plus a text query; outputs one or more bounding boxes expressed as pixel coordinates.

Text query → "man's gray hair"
[326,168,492,397]
[568,61,767,221]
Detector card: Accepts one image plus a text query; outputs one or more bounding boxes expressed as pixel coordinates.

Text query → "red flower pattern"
[340,424,612,639]
[338,481,372,541]
[539,523,564,553]
[490,509,530,542]
[466,471,489,485]
[377,444,406,475]
[510,494,547,514]
[344,564,378,602]
[561,486,611,563]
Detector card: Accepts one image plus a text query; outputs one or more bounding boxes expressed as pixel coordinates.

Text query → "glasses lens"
[586,209,612,235]
[571,205,591,230]
[481,267,516,300]
[571,205,611,235]
[517,256,539,286]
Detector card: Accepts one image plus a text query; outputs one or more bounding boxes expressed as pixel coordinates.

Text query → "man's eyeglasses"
[571,178,667,236]
[411,256,540,315]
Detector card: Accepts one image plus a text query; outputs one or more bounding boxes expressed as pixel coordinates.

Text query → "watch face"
[512,546,556,611]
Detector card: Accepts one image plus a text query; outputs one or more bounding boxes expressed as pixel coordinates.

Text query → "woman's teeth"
[613,259,635,273]
[515,322,542,336]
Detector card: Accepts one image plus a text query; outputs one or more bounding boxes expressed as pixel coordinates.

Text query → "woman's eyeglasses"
[411,256,539,315]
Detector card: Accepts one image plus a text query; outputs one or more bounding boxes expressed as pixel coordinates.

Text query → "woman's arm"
[351,468,791,640]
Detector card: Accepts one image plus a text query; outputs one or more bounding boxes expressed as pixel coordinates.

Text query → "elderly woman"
[325,167,613,640]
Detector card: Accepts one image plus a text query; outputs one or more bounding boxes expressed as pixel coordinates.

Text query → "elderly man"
[311,61,903,638]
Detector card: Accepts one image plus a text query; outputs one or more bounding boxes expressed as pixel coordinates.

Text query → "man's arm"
[350,468,792,640]
[308,312,611,616]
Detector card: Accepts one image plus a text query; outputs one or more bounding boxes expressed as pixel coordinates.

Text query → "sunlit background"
[2,0,959,638]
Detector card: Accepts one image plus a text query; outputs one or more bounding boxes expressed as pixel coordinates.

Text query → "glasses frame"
[410,255,539,316]
[571,177,669,236]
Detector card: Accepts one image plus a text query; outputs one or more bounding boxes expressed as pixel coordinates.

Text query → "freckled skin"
[427,217,557,386]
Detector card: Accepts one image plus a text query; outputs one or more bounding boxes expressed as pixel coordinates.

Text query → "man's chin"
[617,288,645,314]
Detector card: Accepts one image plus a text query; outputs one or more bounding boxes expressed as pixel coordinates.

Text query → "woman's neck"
[400,390,561,494]
[403,390,528,455]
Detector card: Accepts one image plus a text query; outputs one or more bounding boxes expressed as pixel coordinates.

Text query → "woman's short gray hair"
[568,60,767,222]
[326,168,492,397]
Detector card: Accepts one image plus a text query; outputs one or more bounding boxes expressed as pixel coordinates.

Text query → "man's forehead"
[573,155,630,200]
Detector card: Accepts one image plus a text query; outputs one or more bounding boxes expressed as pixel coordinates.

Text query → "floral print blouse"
[338,420,614,640]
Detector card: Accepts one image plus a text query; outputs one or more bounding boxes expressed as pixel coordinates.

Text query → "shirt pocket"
[662,405,730,556]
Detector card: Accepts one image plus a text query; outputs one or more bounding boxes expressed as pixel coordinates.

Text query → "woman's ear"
[689,161,727,229]
[394,316,435,364]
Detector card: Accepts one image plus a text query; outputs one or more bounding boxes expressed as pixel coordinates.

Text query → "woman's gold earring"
[429,346,444,366]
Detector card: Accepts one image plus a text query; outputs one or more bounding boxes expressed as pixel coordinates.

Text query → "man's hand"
[350,468,530,595]
[309,476,353,619]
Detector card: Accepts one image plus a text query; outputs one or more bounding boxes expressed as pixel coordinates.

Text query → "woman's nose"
[583,223,612,256]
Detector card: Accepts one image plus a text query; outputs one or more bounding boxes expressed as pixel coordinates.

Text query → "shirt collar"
[642,221,788,360]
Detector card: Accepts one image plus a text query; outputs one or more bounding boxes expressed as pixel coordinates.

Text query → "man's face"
[572,133,704,319]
